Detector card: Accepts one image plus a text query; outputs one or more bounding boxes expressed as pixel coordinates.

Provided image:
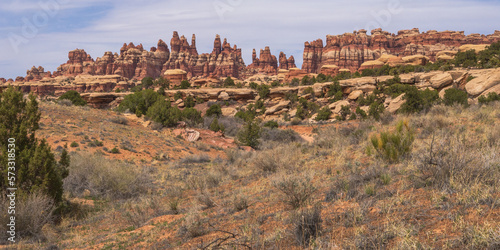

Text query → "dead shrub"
[109,116,128,125]
[272,173,317,209]
[177,211,207,239]
[251,144,301,173]
[291,205,322,247]
[63,153,154,199]
[122,195,166,228]
[0,192,55,243]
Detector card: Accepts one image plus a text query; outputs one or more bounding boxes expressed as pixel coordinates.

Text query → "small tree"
[209,118,225,132]
[180,80,191,89]
[315,107,332,121]
[205,104,222,117]
[141,76,154,89]
[184,96,195,108]
[146,99,181,127]
[237,121,261,149]
[0,87,67,203]
[443,88,468,107]
[223,77,235,87]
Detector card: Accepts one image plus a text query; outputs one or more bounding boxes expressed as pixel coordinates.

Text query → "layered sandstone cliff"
[302,28,500,73]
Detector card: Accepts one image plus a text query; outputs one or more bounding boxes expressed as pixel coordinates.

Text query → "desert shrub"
[109,116,128,125]
[272,173,317,209]
[368,101,385,120]
[250,144,301,173]
[478,41,500,68]
[70,141,79,147]
[237,120,261,149]
[205,103,222,117]
[257,84,271,99]
[370,120,415,163]
[315,107,332,121]
[179,80,191,89]
[146,99,181,127]
[356,107,368,119]
[209,118,225,132]
[261,128,302,144]
[110,147,120,154]
[174,91,183,100]
[0,192,55,243]
[88,139,103,147]
[0,87,67,203]
[443,88,468,106]
[178,154,211,165]
[454,50,478,67]
[223,76,235,87]
[117,89,161,116]
[63,153,153,199]
[336,105,351,121]
[285,92,299,104]
[123,195,166,228]
[263,120,279,129]
[204,116,242,137]
[415,132,499,191]
[181,107,202,126]
[400,87,440,114]
[478,92,500,104]
[184,95,195,108]
[232,194,249,212]
[59,90,86,106]
[291,205,322,247]
[57,99,73,106]
[177,212,206,239]
[249,82,258,89]
[302,87,315,96]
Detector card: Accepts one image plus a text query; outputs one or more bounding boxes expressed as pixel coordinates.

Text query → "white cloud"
[1,0,499,79]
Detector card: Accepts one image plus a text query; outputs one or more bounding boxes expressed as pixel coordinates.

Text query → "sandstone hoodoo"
[247,47,279,75]
[164,69,188,87]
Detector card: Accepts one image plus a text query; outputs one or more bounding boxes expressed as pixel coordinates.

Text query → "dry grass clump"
[122,195,166,228]
[63,153,154,199]
[271,173,317,209]
[0,192,55,243]
[177,208,207,239]
[290,205,322,247]
[250,143,302,174]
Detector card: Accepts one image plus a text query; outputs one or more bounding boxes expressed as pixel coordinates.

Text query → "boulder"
[221,107,237,117]
[265,100,291,115]
[465,68,500,96]
[328,100,350,114]
[347,90,363,100]
[386,94,406,113]
[218,91,230,101]
[430,73,453,89]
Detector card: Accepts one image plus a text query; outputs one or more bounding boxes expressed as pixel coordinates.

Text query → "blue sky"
[0,0,499,79]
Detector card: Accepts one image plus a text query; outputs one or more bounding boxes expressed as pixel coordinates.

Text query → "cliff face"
[302,28,500,73]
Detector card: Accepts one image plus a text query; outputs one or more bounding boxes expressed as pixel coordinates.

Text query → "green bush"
[478,92,500,104]
[443,88,468,106]
[369,102,385,121]
[356,107,368,119]
[302,87,315,96]
[0,87,68,204]
[146,99,181,127]
[59,90,86,106]
[110,147,120,154]
[336,105,351,121]
[454,50,478,68]
[174,91,183,100]
[209,118,225,132]
[370,120,415,163]
[263,120,279,129]
[257,84,271,99]
[223,77,235,87]
[70,142,79,147]
[181,108,203,126]
[179,80,191,89]
[315,107,332,121]
[141,76,154,89]
[478,41,500,68]
[237,120,261,149]
[117,89,161,116]
[184,96,195,108]
[401,87,440,114]
[249,82,258,89]
[205,104,222,117]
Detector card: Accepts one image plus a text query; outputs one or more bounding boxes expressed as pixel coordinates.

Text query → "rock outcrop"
[302,28,500,74]
[247,47,278,75]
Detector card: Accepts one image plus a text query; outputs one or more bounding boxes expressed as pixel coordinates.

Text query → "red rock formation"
[0,78,6,84]
[279,52,296,70]
[302,29,500,74]
[57,49,95,75]
[163,32,246,79]
[25,66,51,82]
[247,46,278,74]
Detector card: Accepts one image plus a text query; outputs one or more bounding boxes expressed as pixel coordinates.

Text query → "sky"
[0,0,499,79]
